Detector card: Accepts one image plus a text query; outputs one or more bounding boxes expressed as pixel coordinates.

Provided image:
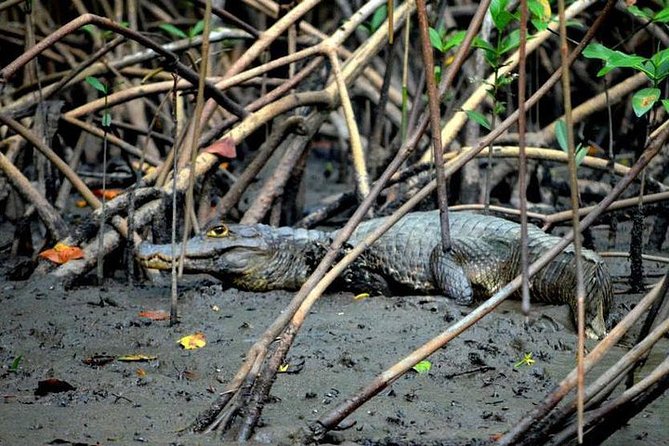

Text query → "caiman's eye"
[206,224,229,238]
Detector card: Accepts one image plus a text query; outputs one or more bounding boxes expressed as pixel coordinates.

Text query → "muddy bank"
[0,237,667,445]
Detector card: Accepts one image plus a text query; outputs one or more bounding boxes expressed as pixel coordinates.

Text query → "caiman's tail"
[583,259,613,339]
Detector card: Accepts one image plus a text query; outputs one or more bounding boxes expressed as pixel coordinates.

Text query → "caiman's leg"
[429,248,474,305]
[430,237,513,305]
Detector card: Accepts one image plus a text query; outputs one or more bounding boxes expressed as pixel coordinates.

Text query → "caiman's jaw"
[136,224,271,276]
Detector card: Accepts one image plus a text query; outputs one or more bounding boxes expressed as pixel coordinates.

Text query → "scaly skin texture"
[137,211,612,338]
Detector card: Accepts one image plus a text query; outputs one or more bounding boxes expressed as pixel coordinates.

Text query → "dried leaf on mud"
[35,378,76,396]
[117,354,158,362]
[178,332,207,350]
[82,354,116,367]
[39,243,84,264]
[138,309,170,320]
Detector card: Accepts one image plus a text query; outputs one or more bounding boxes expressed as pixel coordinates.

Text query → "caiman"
[137,211,612,338]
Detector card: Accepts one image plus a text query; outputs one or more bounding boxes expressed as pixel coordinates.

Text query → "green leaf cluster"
[626,4,669,23]
[583,42,669,117]
[159,20,205,40]
[429,28,466,54]
[583,5,669,117]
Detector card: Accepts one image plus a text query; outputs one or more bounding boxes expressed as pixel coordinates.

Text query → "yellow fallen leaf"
[178,332,206,350]
[354,293,370,301]
[278,364,290,373]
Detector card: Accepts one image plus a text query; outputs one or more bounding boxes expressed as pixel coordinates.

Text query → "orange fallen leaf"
[136,368,147,377]
[178,332,206,350]
[138,310,169,321]
[39,243,84,264]
[75,199,88,208]
[203,137,236,159]
[117,354,158,362]
[92,188,122,199]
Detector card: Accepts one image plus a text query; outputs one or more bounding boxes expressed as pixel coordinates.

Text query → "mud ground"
[0,217,667,445]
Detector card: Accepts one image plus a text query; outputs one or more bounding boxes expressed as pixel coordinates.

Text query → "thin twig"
[416,0,450,251]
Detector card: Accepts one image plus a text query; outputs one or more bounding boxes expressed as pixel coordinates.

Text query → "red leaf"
[138,310,169,321]
[203,137,236,159]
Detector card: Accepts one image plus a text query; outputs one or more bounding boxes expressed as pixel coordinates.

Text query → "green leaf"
[429,27,444,52]
[632,87,661,117]
[575,145,588,166]
[412,360,432,374]
[434,65,442,84]
[473,36,495,53]
[653,7,669,22]
[473,37,498,66]
[159,23,188,39]
[465,110,491,130]
[490,0,517,31]
[189,20,205,38]
[662,99,669,114]
[650,47,669,81]
[555,119,568,152]
[500,29,521,55]
[10,355,22,373]
[582,43,647,76]
[530,17,548,32]
[493,101,507,115]
[357,24,371,35]
[370,5,388,33]
[85,76,107,94]
[626,5,653,20]
[442,30,466,52]
[528,0,551,30]
[81,24,97,37]
[101,112,112,128]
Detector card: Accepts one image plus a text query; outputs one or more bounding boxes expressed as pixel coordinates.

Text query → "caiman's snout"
[136,242,174,269]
